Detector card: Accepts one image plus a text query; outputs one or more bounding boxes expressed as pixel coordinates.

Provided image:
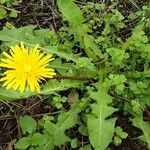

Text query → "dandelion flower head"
[0,42,56,93]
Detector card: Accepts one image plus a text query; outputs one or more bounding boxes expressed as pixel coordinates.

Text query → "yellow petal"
[0,42,55,93]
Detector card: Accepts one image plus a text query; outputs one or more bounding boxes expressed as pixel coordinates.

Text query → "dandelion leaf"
[44,100,84,146]
[19,115,37,134]
[57,0,101,60]
[87,90,117,150]
[131,116,150,149]
[0,25,37,46]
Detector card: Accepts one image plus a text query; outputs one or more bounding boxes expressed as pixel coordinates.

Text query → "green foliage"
[0,26,78,62]
[0,79,83,101]
[78,124,88,136]
[9,10,17,17]
[15,137,30,149]
[44,100,86,146]
[15,116,49,150]
[0,0,20,19]
[57,0,101,60]
[0,0,149,150]
[0,7,6,19]
[71,138,78,148]
[0,0,21,6]
[15,99,88,149]
[79,144,91,150]
[107,48,128,66]
[131,116,150,149]
[19,116,37,134]
[113,126,128,146]
[15,130,52,150]
[50,95,67,109]
[87,84,117,150]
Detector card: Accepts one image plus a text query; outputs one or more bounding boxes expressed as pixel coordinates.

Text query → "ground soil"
[0,0,150,150]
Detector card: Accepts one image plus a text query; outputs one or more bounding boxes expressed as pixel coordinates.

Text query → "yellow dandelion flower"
[0,42,56,93]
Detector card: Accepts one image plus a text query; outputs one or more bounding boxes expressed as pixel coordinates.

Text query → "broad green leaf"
[0,25,36,45]
[73,24,102,58]
[50,58,73,75]
[76,57,96,71]
[30,133,47,146]
[0,7,6,19]
[57,0,85,25]
[42,46,77,62]
[131,116,150,149]
[0,86,34,100]
[41,80,83,95]
[54,103,81,145]
[15,137,30,150]
[87,88,117,150]
[19,115,37,134]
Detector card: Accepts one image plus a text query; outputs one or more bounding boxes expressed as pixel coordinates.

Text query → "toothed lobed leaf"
[87,88,117,150]
[44,99,87,146]
[131,116,150,149]
[57,0,102,60]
